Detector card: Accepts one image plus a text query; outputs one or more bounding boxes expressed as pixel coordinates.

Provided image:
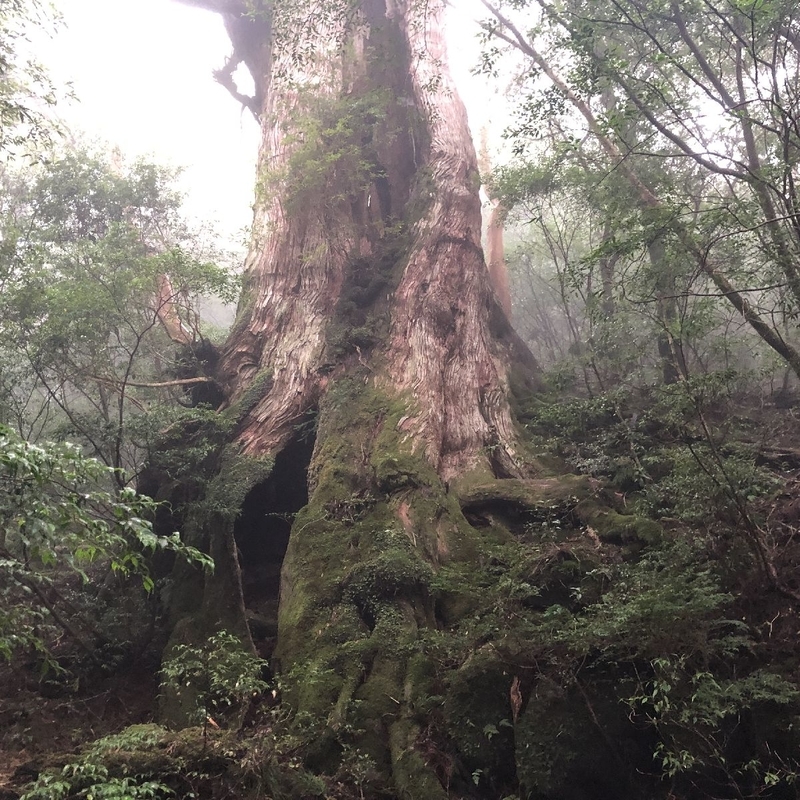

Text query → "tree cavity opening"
[234,426,316,657]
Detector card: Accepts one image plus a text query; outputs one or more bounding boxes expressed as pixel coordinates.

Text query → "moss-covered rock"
[574,500,663,551]
[515,676,642,800]
[443,646,517,787]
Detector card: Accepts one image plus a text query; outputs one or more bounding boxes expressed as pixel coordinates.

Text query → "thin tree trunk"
[155,274,193,345]
[479,134,513,319]
[480,0,800,381]
[599,221,617,318]
[648,236,688,384]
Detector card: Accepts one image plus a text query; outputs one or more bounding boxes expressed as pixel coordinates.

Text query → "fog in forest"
[3,3,800,800]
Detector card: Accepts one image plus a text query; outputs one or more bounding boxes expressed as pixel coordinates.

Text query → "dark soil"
[0,663,157,797]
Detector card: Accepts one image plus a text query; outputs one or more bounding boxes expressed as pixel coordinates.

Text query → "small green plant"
[86,724,169,758]
[160,631,268,744]
[337,746,378,800]
[640,443,779,524]
[260,89,393,218]
[627,656,800,789]
[21,762,173,800]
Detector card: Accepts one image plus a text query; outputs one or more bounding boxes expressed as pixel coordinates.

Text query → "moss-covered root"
[456,476,663,551]
[357,610,448,799]
[279,581,449,796]
[390,718,448,800]
[358,621,448,800]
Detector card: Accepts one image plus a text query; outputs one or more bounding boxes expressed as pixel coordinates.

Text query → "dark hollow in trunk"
[234,428,315,658]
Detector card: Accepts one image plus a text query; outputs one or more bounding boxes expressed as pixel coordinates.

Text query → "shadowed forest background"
[2,1,800,799]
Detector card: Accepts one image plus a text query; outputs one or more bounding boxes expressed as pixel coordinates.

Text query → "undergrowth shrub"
[160,631,268,738]
[21,761,172,800]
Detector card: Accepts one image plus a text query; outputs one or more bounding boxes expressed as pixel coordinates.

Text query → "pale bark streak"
[91,375,214,390]
[486,201,511,318]
[155,274,193,346]
[479,136,512,318]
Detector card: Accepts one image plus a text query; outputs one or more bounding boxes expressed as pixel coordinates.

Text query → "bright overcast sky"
[42,0,260,243]
[40,0,499,242]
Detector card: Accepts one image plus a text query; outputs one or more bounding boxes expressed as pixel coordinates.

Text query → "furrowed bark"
[382,1,524,481]
[216,0,533,474]
[163,1,542,795]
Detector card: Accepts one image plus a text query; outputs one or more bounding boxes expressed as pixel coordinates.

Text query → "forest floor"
[0,663,157,798]
[2,386,800,800]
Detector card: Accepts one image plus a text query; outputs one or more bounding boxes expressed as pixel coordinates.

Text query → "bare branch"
[213,56,261,120]
[91,376,215,390]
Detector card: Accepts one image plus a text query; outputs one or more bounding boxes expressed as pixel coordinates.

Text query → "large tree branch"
[779,25,800,55]
[213,55,261,120]
[0,554,103,664]
[668,5,800,304]
[611,72,750,180]
[155,273,193,345]
[173,0,270,118]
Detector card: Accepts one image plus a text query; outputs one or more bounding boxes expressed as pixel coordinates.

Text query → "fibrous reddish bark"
[166,0,541,794]
[215,0,534,478]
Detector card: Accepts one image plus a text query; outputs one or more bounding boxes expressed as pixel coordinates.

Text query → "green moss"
[225,285,256,342]
[345,545,434,614]
[202,448,274,519]
[275,517,354,668]
[149,406,237,486]
[26,722,333,800]
[274,374,599,795]
[389,719,449,800]
[374,454,421,492]
[270,381,446,782]
[261,89,396,217]
[324,226,410,363]
[226,367,274,424]
[405,651,436,699]
[507,364,543,422]
[515,677,584,796]
[575,500,663,548]
[456,475,594,509]
[353,654,404,748]
[443,647,516,776]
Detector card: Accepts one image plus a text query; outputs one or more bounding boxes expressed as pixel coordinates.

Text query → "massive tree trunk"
[214,0,532,477]
[163,0,544,795]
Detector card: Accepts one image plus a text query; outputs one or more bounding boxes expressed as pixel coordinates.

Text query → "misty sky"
[40,1,500,242]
